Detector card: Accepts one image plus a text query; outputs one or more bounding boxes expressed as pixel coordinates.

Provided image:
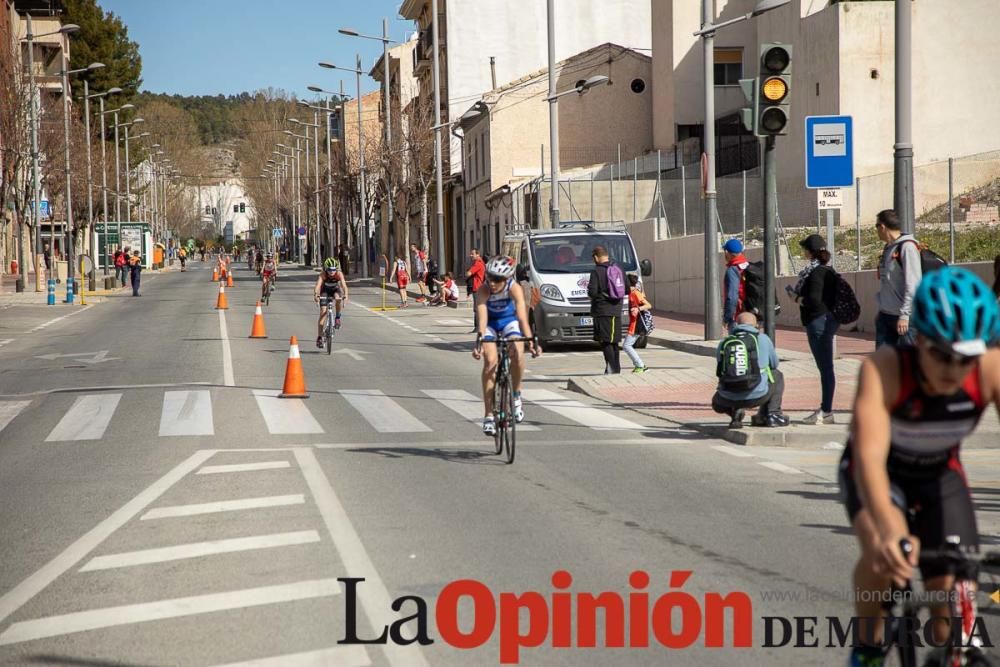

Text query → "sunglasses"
[487,275,506,284]
[926,345,979,367]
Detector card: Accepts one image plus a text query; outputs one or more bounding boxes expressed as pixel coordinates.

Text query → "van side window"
[520,243,529,268]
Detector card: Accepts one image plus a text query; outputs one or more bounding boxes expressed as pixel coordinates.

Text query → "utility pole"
[893,0,914,233]
[700,0,721,340]
[431,0,445,272]
[763,135,777,342]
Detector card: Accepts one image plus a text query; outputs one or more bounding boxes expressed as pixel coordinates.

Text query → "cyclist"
[255,248,265,275]
[260,253,278,299]
[471,256,540,436]
[215,253,228,281]
[313,258,349,348]
[840,267,1000,666]
[178,247,187,271]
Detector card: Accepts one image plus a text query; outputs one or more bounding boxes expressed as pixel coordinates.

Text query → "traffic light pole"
[893,0,914,234]
[763,134,777,343]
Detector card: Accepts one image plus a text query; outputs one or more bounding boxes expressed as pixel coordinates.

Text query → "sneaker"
[316,336,323,349]
[513,394,524,423]
[766,413,790,428]
[334,318,342,330]
[482,417,496,436]
[802,409,834,425]
[751,413,767,427]
[632,366,648,374]
[729,409,745,429]
[847,645,886,667]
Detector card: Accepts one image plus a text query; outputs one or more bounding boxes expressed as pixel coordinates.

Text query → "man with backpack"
[588,245,625,374]
[712,312,790,428]
[875,208,924,348]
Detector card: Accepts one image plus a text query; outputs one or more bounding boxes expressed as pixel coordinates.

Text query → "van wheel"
[636,335,648,349]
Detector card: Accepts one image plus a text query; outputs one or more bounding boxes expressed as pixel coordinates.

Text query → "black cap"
[799,234,827,254]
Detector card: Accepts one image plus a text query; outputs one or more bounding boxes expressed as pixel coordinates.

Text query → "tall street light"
[285,127,312,265]
[291,114,322,265]
[105,103,134,224]
[123,118,145,223]
[84,84,121,283]
[430,0,445,271]
[58,59,103,298]
[320,56,369,278]
[20,17,79,292]
[304,91,338,261]
[694,0,789,340]
[543,72,611,228]
[277,141,302,263]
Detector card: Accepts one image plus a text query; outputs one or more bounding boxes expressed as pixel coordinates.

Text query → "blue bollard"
[65,277,74,304]
[47,279,56,305]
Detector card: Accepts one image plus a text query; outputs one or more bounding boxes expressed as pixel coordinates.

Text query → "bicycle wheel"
[492,380,503,455]
[503,379,516,464]
[325,315,333,355]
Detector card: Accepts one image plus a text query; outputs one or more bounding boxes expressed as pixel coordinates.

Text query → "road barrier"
[215,284,229,310]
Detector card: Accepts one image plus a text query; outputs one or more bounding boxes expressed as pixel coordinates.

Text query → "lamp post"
[124,118,145,223]
[84,85,121,282]
[694,0,790,340]
[543,74,611,228]
[320,56,369,278]
[307,86,342,260]
[431,0,445,271]
[285,128,312,265]
[291,115,322,265]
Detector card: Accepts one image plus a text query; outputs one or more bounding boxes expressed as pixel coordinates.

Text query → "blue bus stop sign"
[805,115,854,189]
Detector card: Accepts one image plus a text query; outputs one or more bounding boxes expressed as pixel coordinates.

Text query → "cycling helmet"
[485,255,516,280]
[910,266,1000,356]
[323,257,339,271]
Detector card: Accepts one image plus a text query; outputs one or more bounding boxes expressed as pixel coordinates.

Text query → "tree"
[62,0,143,114]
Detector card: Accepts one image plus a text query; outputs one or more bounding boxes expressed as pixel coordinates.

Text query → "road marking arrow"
[992,589,1000,605]
[35,350,119,365]
[329,348,370,362]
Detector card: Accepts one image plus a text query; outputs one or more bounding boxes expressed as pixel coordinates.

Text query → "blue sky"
[100,0,412,98]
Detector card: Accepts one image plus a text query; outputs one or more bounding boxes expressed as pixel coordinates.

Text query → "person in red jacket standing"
[465,248,486,332]
[722,238,750,331]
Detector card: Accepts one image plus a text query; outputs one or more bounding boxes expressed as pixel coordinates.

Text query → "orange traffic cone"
[278,336,309,398]
[215,284,229,310]
[248,301,267,338]
[212,268,218,281]
[226,271,234,287]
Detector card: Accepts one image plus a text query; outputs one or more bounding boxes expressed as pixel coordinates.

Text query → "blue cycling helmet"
[910,266,1000,356]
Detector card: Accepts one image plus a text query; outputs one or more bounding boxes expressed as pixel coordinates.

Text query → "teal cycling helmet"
[910,266,1000,356]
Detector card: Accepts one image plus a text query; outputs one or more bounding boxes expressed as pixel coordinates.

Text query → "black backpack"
[894,239,947,275]
[716,329,762,392]
[830,272,861,325]
[740,261,781,317]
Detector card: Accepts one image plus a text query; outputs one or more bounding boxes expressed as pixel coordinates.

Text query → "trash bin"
[55,260,68,284]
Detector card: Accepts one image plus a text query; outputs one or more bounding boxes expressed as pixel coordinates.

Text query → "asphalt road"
[0,261,997,666]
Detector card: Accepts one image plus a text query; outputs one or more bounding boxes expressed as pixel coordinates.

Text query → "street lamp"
[123,118,144,223]
[320,56,370,278]
[308,85,345,251]
[291,116,322,265]
[19,17,78,291]
[84,84,121,282]
[285,127,312,265]
[694,0,789,340]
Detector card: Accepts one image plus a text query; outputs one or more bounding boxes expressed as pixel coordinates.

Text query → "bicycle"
[477,336,537,464]
[261,275,272,306]
[881,537,1000,667]
[319,296,337,355]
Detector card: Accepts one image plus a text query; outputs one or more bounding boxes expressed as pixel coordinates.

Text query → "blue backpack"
[606,263,626,300]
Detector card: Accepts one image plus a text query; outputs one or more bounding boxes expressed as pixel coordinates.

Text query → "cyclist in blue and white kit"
[472,256,540,436]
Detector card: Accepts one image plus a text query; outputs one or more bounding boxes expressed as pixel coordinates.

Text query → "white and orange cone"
[215,284,229,310]
[212,268,219,281]
[278,336,308,398]
[248,301,267,338]
[226,271,234,288]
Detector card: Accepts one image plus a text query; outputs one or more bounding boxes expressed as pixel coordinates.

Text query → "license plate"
[579,317,594,326]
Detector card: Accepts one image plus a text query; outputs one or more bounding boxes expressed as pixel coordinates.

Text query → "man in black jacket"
[588,245,623,374]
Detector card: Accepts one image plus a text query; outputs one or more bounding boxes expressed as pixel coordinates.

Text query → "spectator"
[722,238,750,331]
[410,243,430,304]
[426,255,440,296]
[623,274,651,374]
[392,253,410,308]
[588,245,623,374]
[113,250,125,286]
[430,272,460,306]
[120,248,131,286]
[339,244,351,276]
[992,254,1000,300]
[789,234,838,424]
[712,312,789,428]
[465,249,486,332]
[128,250,142,296]
[43,243,51,271]
[874,208,921,348]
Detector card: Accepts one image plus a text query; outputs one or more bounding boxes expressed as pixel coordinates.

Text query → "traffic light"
[239,202,245,213]
[234,204,239,213]
[739,78,759,136]
[205,205,211,215]
[758,43,792,136]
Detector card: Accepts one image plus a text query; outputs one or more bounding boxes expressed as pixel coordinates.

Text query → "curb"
[645,330,813,363]
[565,377,847,447]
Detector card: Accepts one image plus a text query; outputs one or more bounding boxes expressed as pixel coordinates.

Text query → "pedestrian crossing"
[0,384,647,443]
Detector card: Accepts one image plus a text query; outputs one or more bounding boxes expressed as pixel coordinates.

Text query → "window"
[478,134,485,181]
[714,48,743,86]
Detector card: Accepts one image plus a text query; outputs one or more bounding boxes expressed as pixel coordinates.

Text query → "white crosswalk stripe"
[340,389,431,433]
[424,389,541,431]
[252,390,323,434]
[159,390,214,436]
[522,388,645,430]
[0,400,31,436]
[45,394,122,442]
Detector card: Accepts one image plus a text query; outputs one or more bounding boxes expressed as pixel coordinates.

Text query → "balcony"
[413,26,432,75]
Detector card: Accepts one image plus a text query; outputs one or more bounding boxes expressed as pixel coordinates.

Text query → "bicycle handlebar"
[900,538,1000,568]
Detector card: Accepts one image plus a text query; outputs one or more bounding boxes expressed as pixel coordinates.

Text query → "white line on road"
[196,460,291,475]
[219,309,235,387]
[26,305,93,333]
[293,447,428,667]
[0,400,31,435]
[79,530,320,571]
[522,388,645,430]
[711,445,755,458]
[141,494,305,520]
[424,389,540,431]
[436,319,467,326]
[252,389,324,434]
[0,339,13,348]
[45,393,122,441]
[0,578,342,646]
[213,646,371,667]
[159,390,214,436]
[340,389,431,433]
[0,449,216,627]
[758,461,804,475]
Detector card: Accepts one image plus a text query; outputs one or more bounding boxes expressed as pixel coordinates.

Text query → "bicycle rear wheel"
[492,380,503,455]
[325,315,333,355]
[504,380,516,464]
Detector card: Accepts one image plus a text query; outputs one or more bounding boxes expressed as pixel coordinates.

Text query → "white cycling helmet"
[486,255,516,280]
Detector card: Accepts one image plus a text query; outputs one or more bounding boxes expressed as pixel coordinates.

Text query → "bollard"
[47,279,56,305]
[65,277,74,304]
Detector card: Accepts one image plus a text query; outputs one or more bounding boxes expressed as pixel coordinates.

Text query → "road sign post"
[372,255,396,312]
[806,115,854,272]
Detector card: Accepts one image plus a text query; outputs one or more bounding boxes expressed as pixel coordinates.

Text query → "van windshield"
[528,234,638,273]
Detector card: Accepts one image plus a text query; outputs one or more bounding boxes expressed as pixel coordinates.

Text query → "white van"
[500,222,652,347]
